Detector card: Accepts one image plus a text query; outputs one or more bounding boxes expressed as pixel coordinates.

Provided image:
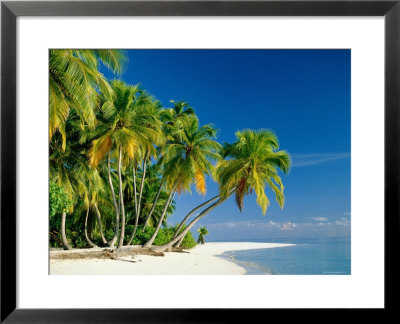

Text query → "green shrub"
[171,224,197,249]
[49,181,72,220]
[49,181,74,248]
[123,224,197,248]
[179,229,197,249]
[104,228,115,242]
[49,221,197,249]
[68,229,86,248]
[124,225,155,245]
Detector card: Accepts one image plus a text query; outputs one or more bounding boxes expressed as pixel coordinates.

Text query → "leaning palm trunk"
[94,202,107,245]
[107,152,120,248]
[151,197,227,252]
[127,159,147,244]
[61,211,72,250]
[84,209,97,248]
[136,159,147,221]
[174,194,225,248]
[141,179,164,233]
[142,188,176,247]
[117,148,127,250]
[175,234,185,248]
[172,193,220,241]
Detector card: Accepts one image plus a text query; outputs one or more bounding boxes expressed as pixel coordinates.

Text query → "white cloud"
[269,221,280,227]
[312,217,329,222]
[335,217,351,226]
[200,219,350,241]
[291,152,350,167]
[281,222,296,231]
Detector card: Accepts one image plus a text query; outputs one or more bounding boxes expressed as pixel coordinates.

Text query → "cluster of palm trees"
[49,49,291,253]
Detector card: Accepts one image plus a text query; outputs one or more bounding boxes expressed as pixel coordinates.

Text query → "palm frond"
[88,134,113,168]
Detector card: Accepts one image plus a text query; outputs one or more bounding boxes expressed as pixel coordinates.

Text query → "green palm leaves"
[49,51,292,252]
[161,100,197,142]
[49,49,127,150]
[162,119,221,196]
[154,129,291,252]
[85,80,165,249]
[197,226,209,244]
[142,110,221,247]
[87,80,162,168]
[216,129,291,214]
[50,113,90,204]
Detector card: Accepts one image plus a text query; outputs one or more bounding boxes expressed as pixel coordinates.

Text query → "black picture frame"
[1,0,399,322]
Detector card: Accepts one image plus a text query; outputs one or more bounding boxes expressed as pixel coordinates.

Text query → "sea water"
[219,238,351,275]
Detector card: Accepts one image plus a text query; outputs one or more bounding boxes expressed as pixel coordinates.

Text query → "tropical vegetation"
[49,49,291,253]
[197,227,209,244]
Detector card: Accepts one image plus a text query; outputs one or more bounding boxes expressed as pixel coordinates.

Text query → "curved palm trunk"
[136,159,147,221]
[126,166,139,245]
[107,151,120,248]
[142,188,175,247]
[142,179,164,233]
[117,147,126,251]
[132,166,138,217]
[175,235,185,248]
[152,197,227,252]
[84,209,97,248]
[127,159,147,244]
[94,202,107,245]
[172,193,220,240]
[61,211,72,250]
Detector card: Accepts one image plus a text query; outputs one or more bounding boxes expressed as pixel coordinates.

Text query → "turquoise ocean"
[217,238,351,275]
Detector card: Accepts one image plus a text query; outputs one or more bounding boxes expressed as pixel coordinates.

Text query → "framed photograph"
[1,0,399,322]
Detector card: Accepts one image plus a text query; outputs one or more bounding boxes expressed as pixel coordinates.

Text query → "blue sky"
[104,49,351,242]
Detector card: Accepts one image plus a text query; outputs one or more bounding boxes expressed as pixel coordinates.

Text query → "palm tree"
[126,174,176,240]
[140,164,165,232]
[142,188,176,229]
[82,169,109,247]
[83,209,97,248]
[153,129,290,252]
[197,227,208,244]
[63,141,108,249]
[139,100,197,232]
[93,201,108,246]
[49,50,126,249]
[172,193,220,247]
[127,93,164,243]
[161,100,196,135]
[49,49,126,150]
[143,119,221,247]
[87,81,134,249]
[87,81,160,250]
[50,113,91,250]
[89,158,117,245]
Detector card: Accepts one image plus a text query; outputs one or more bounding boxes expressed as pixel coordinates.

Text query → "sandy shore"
[50,242,294,275]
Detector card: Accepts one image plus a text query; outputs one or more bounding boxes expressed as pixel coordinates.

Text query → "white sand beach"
[50,242,294,275]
